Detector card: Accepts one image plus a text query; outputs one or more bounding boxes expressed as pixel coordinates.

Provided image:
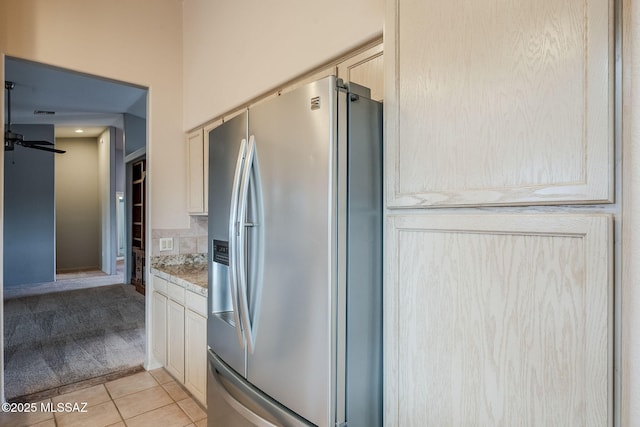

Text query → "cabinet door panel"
[337,43,384,102]
[151,291,167,366]
[385,214,612,426]
[185,309,207,405]
[167,298,185,382]
[385,0,613,207]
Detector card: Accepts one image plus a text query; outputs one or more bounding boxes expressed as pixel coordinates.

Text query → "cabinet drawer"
[153,276,168,295]
[167,282,186,304]
[186,291,207,317]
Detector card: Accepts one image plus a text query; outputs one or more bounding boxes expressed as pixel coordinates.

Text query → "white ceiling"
[4,57,147,139]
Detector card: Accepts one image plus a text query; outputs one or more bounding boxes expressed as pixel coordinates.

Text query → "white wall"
[182,0,384,129]
[55,138,100,272]
[0,0,186,230]
[123,113,146,157]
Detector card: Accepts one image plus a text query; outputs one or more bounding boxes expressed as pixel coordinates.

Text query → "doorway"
[130,157,146,295]
[3,56,147,288]
[3,56,149,399]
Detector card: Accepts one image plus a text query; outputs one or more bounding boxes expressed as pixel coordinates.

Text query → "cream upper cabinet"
[187,128,205,214]
[187,121,221,215]
[337,43,383,102]
[385,0,614,207]
[385,214,613,426]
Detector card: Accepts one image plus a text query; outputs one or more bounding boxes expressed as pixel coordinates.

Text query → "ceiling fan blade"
[22,139,54,146]
[18,142,66,154]
[5,131,54,146]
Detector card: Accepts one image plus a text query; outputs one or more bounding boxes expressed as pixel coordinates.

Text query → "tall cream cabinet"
[385,214,612,426]
[385,0,614,208]
[384,0,615,426]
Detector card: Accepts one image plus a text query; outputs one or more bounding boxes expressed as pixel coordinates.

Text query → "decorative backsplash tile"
[179,236,198,254]
[197,235,208,253]
[151,216,208,257]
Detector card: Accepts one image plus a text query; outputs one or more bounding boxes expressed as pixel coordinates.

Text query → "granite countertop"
[150,254,208,297]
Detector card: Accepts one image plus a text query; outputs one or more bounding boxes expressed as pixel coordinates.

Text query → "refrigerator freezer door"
[246,77,336,426]
[208,111,248,377]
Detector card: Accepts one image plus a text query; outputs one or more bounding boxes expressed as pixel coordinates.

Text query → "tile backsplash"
[151,216,208,257]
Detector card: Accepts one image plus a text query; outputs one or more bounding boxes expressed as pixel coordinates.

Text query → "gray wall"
[115,128,125,193]
[55,137,100,271]
[98,128,116,275]
[123,113,146,156]
[4,124,56,286]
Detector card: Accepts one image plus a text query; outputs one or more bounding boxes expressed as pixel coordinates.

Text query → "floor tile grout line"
[111,399,127,426]
[104,381,127,426]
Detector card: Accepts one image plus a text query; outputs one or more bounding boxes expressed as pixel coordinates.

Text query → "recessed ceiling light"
[75,129,84,133]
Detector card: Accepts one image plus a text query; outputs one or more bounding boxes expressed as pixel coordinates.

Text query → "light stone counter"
[150,254,207,297]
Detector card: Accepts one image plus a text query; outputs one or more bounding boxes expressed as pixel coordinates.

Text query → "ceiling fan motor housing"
[4,130,22,151]
[4,80,65,153]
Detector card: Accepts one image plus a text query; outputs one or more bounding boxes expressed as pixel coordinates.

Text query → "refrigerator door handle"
[248,134,265,353]
[228,137,248,349]
[237,134,258,353]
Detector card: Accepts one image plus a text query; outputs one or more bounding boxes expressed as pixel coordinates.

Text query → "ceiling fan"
[4,81,65,154]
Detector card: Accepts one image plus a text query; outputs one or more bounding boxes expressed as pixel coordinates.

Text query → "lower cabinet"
[185,308,207,403]
[151,291,167,366]
[385,214,613,425]
[151,274,207,405]
[166,298,186,382]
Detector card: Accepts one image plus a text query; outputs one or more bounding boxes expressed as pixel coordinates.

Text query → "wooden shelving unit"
[131,159,146,295]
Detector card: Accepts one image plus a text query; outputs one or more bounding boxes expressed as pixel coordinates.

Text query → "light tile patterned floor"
[0,368,207,427]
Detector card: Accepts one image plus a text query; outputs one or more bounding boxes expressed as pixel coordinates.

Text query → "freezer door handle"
[228,137,248,349]
[237,134,261,353]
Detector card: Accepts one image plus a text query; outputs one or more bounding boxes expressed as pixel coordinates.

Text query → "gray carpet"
[3,284,145,399]
[4,262,125,299]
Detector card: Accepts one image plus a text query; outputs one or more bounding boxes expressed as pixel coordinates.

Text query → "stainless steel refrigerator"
[207,76,382,427]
